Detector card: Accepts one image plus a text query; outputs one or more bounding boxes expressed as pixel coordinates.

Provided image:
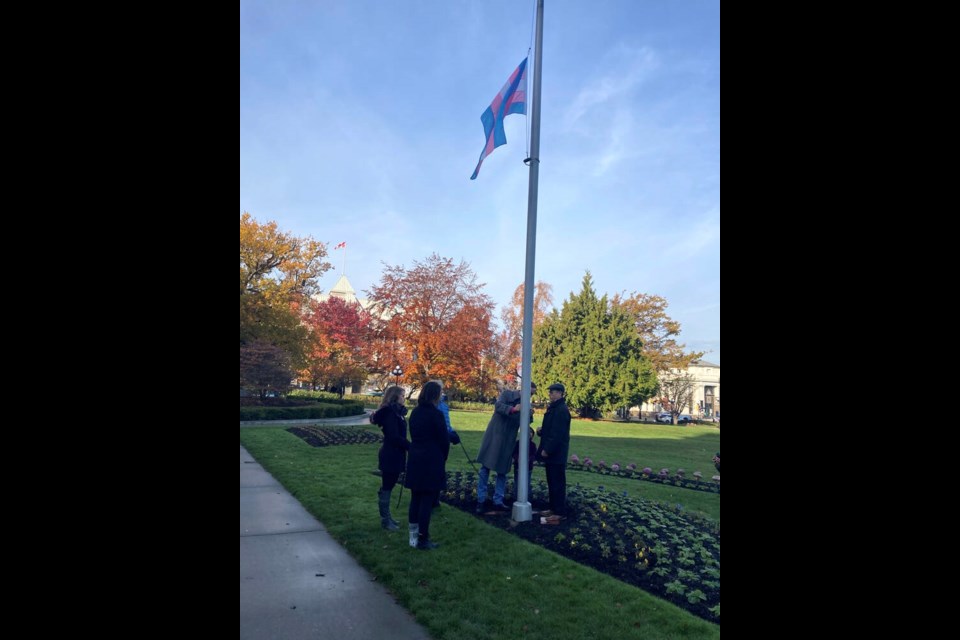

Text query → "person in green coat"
[475,381,536,513]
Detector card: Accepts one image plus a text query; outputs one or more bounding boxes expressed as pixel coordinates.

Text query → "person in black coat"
[536,383,571,516]
[370,386,409,531]
[404,380,449,550]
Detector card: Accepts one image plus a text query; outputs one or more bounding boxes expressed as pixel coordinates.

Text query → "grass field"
[240,413,720,639]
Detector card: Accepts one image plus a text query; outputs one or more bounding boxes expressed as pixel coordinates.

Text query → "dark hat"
[548,383,565,393]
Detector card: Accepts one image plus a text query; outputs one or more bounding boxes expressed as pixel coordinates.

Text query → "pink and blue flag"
[470,57,528,180]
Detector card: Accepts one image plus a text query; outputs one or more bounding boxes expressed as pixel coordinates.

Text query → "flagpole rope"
[525,46,532,158]
[525,0,536,156]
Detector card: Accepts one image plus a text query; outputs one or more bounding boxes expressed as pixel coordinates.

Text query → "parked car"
[677,414,694,424]
[656,412,673,423]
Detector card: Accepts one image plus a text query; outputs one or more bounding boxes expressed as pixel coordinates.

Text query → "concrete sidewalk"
[240,443,432,640]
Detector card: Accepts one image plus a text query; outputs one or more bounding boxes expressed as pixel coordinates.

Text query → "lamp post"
[391,365,403,387]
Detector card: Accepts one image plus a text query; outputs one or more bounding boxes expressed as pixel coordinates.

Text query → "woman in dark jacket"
[370,386,408,531]
[404,380,449,550]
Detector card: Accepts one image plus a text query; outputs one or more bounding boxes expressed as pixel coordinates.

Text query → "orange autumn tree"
[240,212,331,368]
[497,281,554,386]
[433,302,495,393]
[366,253,495,397]
[301,296,375,397]
[610,292,704,375]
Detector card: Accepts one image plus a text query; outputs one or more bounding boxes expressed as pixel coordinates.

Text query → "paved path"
[240,441,432,640]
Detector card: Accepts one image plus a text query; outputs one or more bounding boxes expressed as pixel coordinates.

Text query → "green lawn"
[446,413,720,521]
[240,414,720,639]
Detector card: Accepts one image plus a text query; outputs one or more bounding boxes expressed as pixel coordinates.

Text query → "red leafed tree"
[366,253,495,396]
[301,297,375,397]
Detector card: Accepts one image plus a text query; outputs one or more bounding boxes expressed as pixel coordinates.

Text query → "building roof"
[690,359,720,368]
[313,274,375,312]
[329,274,356,298]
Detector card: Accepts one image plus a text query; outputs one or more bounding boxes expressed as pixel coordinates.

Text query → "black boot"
[378,489,399,531]
[416,534,439,550]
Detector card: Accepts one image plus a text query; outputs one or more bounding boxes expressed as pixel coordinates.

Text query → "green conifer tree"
[533,272,656,417]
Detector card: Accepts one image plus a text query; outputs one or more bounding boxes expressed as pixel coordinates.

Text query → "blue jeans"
[477,466,507,505]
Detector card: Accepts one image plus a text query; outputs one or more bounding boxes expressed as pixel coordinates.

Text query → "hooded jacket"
[371,402,409,474]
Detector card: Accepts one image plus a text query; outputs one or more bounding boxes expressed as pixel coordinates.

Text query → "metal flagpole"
[513,0,543,524]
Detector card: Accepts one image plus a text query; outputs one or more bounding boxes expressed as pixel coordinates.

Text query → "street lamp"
[391,365,403,387]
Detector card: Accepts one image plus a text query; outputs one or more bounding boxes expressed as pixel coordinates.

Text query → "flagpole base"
[511,500,532,523]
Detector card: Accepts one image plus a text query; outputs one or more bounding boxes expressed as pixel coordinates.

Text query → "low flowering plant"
[561,455,719,493]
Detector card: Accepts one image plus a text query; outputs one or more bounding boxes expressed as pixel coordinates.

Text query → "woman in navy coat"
[404,380,449,550]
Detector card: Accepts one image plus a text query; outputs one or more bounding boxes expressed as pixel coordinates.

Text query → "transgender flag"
[470,57,528,180]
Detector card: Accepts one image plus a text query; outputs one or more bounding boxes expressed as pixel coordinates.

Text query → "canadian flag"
[334,241,346,250]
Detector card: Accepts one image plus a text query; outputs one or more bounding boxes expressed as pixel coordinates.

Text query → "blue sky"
[240,0,720,364]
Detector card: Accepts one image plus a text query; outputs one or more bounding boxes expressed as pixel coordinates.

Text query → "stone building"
[638,359,720,419]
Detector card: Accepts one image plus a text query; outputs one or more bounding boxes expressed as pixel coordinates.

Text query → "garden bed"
[287,426,382,447]
[567,458,720,494]
[442,470,720,624]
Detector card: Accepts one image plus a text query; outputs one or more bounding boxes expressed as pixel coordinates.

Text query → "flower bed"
[287,426,382,447]
[567,455,720,494]
[442,471,720,624]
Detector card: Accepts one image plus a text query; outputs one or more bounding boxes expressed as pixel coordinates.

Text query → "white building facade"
[686,360,720,419]
[638,359,720,419]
